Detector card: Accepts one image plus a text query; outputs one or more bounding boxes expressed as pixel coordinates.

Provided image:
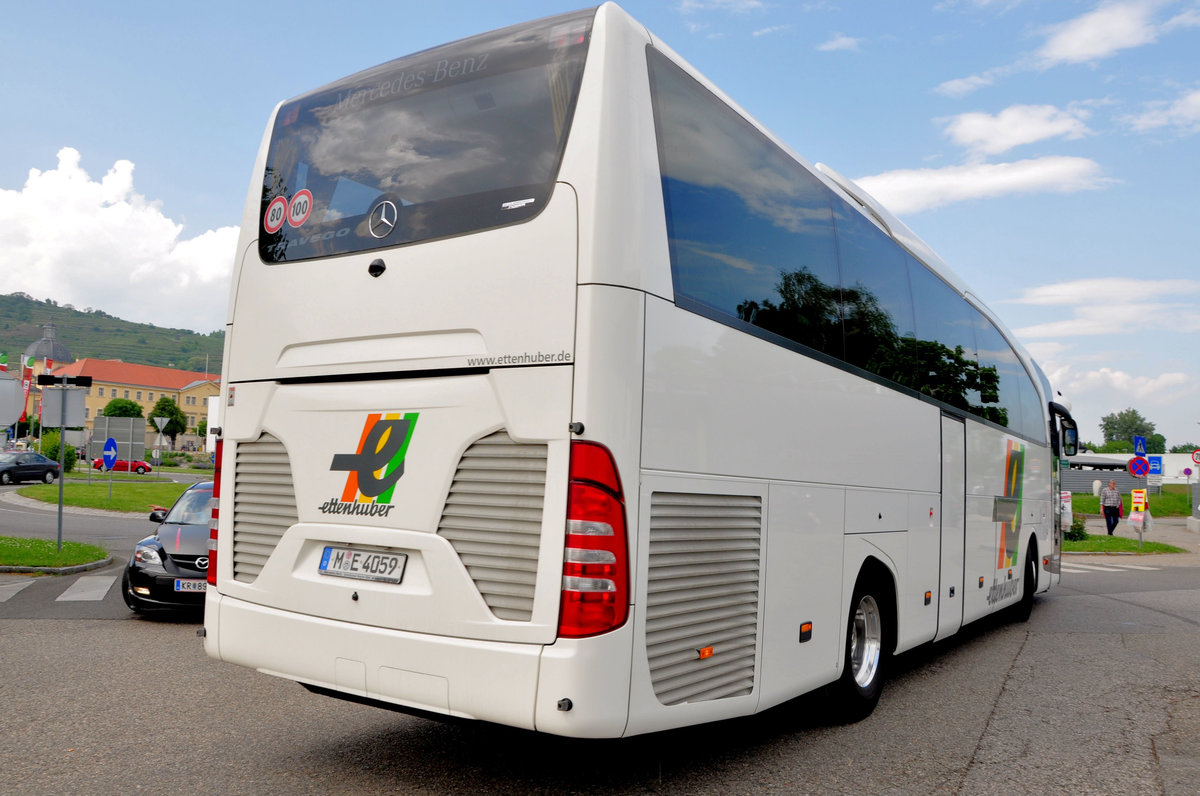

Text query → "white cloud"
[855,156,1109,213]
[936,1,1200,96]
[753,25,792,37]
[0,148,237,333]
[1123,87,1200,133]
[940,104,1094,157]
[1035,0,1162,66]
[935,74,997,99]
[1010,277,1200,306]
[817,33,863,51]
[942,104,1093,156]
[678,0,766,12]
[1050,365,1192,404]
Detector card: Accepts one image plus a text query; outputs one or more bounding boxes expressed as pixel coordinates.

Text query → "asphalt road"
[2,493,1198,794]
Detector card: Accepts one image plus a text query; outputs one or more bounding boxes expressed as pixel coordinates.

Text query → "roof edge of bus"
[813,162,967,297]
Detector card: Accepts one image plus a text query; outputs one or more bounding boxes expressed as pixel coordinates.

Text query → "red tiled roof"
[52,358,219,390]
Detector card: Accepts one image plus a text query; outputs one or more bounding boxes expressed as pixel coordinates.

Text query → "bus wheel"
[1014,547,1037,622]
[832,579,887,722]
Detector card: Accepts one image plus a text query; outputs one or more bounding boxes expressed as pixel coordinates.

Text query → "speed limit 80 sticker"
[263,190,314,233]
[263,196,288,233]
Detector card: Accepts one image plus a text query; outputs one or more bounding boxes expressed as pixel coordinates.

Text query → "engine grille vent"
[646,492,762,706]
[436,431,548,621]
[231,433,298,583]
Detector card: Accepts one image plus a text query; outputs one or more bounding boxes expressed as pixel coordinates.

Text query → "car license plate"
[174,579,207,592]
[319,546,407,584]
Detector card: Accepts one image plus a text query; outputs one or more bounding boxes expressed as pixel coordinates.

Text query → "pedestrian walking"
[1100,479,1122,535]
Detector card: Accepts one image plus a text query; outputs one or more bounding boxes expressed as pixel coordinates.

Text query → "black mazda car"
[0,451,60,484]
[122,481,212,613]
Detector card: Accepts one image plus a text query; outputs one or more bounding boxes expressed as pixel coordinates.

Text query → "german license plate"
[319,546,407,584]
[174,579,207,592]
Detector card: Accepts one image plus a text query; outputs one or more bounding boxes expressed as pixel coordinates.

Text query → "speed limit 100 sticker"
[287,189,313,228]
[263,196,288,233]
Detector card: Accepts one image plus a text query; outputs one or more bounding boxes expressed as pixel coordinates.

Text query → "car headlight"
[133,545,162,566]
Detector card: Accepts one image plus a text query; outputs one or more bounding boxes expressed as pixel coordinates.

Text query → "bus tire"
[831,574,890,723]
[1014,543,1037,622]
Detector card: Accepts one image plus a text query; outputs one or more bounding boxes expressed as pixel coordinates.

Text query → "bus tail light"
[207,438,223,586]
[558,441,629,638]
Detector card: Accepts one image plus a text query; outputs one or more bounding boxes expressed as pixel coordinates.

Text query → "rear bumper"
[205,591,636,736]
[206,590,542,728]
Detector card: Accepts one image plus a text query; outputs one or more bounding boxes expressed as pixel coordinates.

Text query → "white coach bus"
[204,3,1078,737]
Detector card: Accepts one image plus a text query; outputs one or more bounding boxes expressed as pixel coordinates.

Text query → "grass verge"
[18,482,190,514]
[1069,483,1192,517]
[1062,534,1184,554]
[0,535,109,568]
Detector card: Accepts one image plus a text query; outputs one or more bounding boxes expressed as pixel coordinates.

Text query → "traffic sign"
[1133,436,1147,457]
[1185,468,1194,477]
[1148,455,1163,475]
[1193,449,1200,465]
[1132,489,1146,512]
[1128,457,1150,477]
[102,437,118,470]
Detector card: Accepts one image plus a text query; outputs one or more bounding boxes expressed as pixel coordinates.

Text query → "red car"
[92,458,153,475]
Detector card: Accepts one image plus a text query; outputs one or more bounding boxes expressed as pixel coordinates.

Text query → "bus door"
[936,414,966,641]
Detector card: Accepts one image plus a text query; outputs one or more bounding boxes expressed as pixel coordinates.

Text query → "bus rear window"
[258,9,593,263]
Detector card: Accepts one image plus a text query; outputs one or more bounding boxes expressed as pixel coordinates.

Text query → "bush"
[1065,516,1089,542]
[39,432,78,473]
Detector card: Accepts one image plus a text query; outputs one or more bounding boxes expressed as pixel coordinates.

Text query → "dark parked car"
[0,451,60,484]
[121,481,213,613]
[93,458,153,474]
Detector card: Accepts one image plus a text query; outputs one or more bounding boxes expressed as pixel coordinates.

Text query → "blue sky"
[1,0,1197,448]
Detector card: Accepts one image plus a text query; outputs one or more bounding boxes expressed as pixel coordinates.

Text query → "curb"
[0,557,116,576]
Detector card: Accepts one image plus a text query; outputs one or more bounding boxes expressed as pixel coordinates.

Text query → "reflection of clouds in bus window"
[654,75,829,237]
[304,66,560,204]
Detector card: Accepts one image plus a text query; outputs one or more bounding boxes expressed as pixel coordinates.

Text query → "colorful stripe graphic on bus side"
[998,439,1025,570]
[319,412,419,518]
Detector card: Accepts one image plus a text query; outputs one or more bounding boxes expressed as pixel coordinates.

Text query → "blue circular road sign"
[102,437,119,470]
[1127,456,1149,477]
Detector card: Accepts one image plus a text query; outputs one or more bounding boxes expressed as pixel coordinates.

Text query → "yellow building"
[51,358,219,447]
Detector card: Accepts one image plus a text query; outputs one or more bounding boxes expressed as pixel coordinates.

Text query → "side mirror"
[149,510,166,523]
[1061,421,1078,457]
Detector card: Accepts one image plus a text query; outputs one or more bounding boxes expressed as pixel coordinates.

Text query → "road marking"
[0,580,35,602]
[1061,561,1160,574]
[55,575,117,602]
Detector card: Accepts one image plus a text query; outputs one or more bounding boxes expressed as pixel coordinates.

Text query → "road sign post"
[37,374,92,551]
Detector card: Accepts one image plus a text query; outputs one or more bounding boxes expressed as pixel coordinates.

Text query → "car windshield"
[165,486,213,525]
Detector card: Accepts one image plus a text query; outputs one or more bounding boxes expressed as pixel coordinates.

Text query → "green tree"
[1097,440,1134,454]
[40,431,78,473]
[1170,442,1200,453]
[147,396,188,445]
[196,418,208,438]
[102,398,144,418]
[1147,433,1166,455]
[1099,408,1156,447]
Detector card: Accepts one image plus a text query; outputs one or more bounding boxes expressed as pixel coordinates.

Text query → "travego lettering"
[296,227,351,246]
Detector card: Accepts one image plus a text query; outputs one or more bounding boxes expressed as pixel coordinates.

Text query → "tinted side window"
[648,49,843,360]
[908,261,980,412]
[832,202,916,388]
[974,315,1030,432]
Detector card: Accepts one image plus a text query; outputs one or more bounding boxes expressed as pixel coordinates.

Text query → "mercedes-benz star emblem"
[196,557,209,571]
[368,200,398,239]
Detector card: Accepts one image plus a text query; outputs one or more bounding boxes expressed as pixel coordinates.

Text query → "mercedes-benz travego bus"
[203,3,1078,737]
